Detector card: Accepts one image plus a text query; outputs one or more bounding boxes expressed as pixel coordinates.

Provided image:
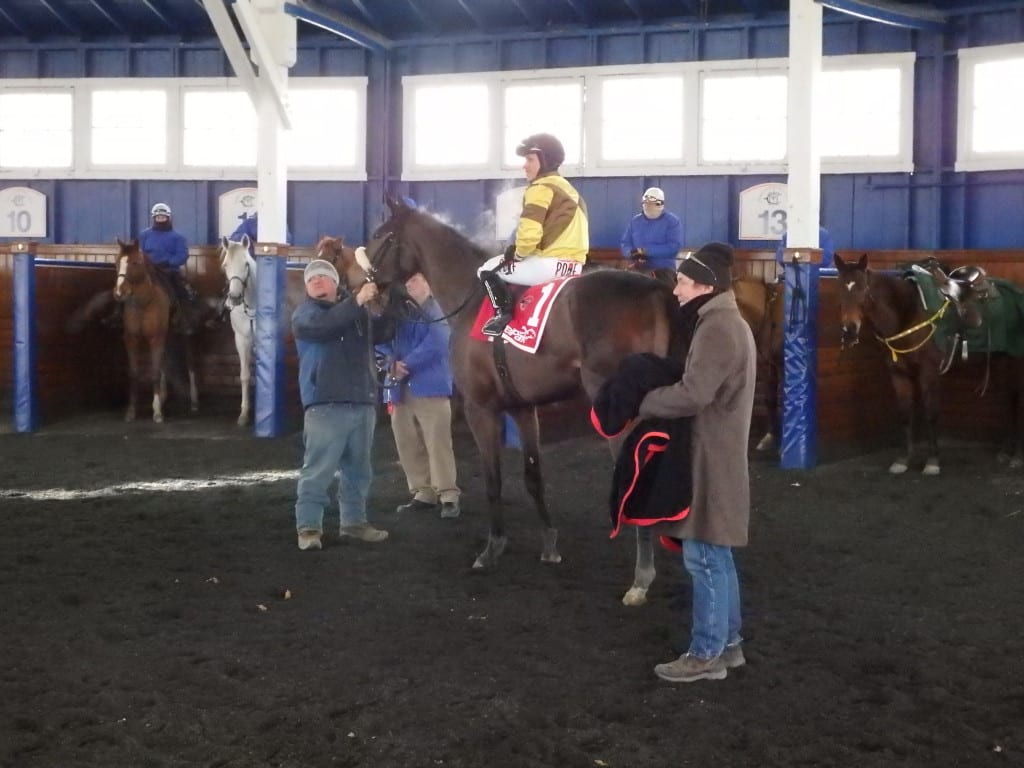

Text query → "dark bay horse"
[835,253,947,474]
[733,275,783,451]
[364,198,681,600]
[114,238,198,423]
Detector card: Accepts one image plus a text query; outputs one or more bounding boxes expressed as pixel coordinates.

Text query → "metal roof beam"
[621,0,644,21]
[347,0,385,30]
[284,0,392,51]
[87,0,129,35]
[402,0,437,33]
[508,0,539,27]
[453,0,487,30]
[139,0,178,31]
[560,0,593,24]
[0,6,30,37]
[38,0,81,36]
[816,0,946,31]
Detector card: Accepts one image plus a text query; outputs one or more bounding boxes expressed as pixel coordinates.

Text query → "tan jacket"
[637,291,756,546]
[516,172,589,262]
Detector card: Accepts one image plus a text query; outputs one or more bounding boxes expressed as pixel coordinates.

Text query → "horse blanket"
[910,270,1024,358]
[470,277,576,353]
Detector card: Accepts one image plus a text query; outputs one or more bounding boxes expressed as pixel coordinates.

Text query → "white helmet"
[151,202,172,217]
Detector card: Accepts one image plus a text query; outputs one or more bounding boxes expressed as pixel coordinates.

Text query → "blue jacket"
[620,211,683,270]
[139,227,188,270]
[376,297,453,399]
[775,227,835,268]
[292,294,395,409]
[230,214,292,255]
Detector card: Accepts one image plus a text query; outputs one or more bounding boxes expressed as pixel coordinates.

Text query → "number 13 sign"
[738,182,787,241]
[0,186,47,238]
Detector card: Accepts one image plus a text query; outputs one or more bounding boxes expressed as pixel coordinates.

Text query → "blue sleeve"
[401,316,450,374]
[775,234,786,264]
[645,215,682,260]
[292,298,365,342]
[170,233,189,268]
[620,219,634,258]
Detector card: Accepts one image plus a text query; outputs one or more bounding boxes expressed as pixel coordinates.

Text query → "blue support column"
[780,249,822,469]
[12,243,40,432]
[254,244,288,437]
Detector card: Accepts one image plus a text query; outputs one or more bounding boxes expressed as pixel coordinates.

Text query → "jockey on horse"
[477,133,589,337]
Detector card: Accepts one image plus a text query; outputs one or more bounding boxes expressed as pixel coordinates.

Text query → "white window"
[287,86,362,169]
[598,76,684,164]
[956,44,1024,171]
[818,53,914,173]
[412,83,490,167]
[0,90,73,169]
[91,89,167,166]
[183,89,257,167]
[503,80,582,168]
[701,72,788,164]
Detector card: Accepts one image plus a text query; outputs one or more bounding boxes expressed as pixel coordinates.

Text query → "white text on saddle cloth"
[500,277,578,353]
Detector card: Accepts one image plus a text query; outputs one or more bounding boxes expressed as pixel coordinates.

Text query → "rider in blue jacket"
[621,187,684,275]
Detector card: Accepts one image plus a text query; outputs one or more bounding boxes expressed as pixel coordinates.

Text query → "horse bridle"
[365,231,483,326]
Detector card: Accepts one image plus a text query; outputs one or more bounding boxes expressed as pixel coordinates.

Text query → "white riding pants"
[478,254,584,286]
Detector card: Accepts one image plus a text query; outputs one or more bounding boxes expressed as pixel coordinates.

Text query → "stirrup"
[482,313,511,337]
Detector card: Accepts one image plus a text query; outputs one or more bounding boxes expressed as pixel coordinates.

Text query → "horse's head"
[220,235,253,307]
[114,237,147,299]
[364,196,425,293]
[835,253,870,348]
[314,235,372,294]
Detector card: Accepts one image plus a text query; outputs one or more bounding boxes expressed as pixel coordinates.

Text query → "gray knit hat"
[677,241,734,289]
[304,259,339,284]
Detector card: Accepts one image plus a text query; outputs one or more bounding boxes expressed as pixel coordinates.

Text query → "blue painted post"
[12,242,40,432]
[780,248,822,469]
[254,243,288,437]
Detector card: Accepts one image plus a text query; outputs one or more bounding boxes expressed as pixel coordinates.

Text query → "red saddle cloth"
[469,277,577,353]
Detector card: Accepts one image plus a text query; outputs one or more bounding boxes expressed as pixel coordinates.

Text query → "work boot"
[480,270,514,337]
[396,498,439,514]
[440,500,461,519]
[721,642,746,669]
[654,653,727,683]
[339,522,389,543]
[297,530,323,551]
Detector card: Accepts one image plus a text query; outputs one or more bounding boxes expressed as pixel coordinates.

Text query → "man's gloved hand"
[502,243,517,269]
[630,248,647,266]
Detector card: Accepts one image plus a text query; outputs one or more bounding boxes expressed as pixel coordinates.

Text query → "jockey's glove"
[630,248,647,264]
[502,243,518,267]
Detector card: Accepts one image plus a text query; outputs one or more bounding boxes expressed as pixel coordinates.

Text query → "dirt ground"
[1,411,1023,768]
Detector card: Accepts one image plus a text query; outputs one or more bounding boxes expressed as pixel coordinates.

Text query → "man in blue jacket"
[140,203,200,326]
[378,273,461,519]
[621,187,684,277]
[292,259,394,551]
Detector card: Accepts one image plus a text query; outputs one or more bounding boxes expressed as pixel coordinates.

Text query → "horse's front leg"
[234,317,253,426]
[150,338,166,423]
[888,370,915,474]
[463,400,507,570]
[623,527,656,606]
[918,367,941,475]
[124,334,140,422]
[509,406,559,564]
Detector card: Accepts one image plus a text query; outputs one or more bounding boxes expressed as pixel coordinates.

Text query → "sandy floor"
[2,413,1023,767]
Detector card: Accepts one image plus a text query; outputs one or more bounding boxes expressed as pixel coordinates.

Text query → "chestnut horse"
[363,198,682,603]
[114,237,198,423]
[733,275,783,451]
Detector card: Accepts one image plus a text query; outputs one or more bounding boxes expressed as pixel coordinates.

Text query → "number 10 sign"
[738,182,787,241]
[0,186,47,238]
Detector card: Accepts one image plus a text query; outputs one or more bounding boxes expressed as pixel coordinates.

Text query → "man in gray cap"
[291,258,394,551]
[637,241,757,683]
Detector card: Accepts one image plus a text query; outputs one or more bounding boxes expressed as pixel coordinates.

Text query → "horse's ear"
[385,195,403,214]
[241,234,251,250]
[856,253,868,270]
[834,253,846,269]
[117,237,125,247]
[221,235,229,249]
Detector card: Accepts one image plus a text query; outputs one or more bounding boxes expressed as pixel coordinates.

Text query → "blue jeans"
[682,539,742,659]
[295,403,376,533]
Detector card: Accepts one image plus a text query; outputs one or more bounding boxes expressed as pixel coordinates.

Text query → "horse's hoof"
[153,414,164,424]
[922,462,941,476]
[540,552,562,564]
[472,556,488,570]
[1010,457,1024,470]
[755,432,776,452]
[124,412,135,423]
[622,587,648,607]
[888,461,909,475]
[190,406,200,415]
[236,417,248,427]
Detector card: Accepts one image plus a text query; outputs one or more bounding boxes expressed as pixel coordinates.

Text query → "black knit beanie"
[677,241,734,289]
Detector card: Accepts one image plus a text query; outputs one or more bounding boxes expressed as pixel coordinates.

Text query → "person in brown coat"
[637,241,757,683]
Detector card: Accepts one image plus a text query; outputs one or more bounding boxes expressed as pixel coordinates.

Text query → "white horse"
[219,235,256,426]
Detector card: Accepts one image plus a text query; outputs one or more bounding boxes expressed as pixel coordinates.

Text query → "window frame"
[955,42,1024,173]
[0,76,368,181]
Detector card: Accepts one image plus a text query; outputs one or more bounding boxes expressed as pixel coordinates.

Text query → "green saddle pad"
[908,270,1024,358]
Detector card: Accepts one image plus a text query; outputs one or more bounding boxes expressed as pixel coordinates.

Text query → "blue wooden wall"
[1,3,1022,252]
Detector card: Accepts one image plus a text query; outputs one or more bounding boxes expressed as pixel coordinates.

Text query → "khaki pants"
[390,393,460,504]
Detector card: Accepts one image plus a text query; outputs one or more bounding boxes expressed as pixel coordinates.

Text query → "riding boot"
[480,270,514,337]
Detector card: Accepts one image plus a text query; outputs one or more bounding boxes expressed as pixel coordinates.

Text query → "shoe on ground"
[297,530,322,551]
[339,522,389,543]
[654,653,727,683]
[722,643,746,669]
[396,498,439,514]
[440,501,460,519]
